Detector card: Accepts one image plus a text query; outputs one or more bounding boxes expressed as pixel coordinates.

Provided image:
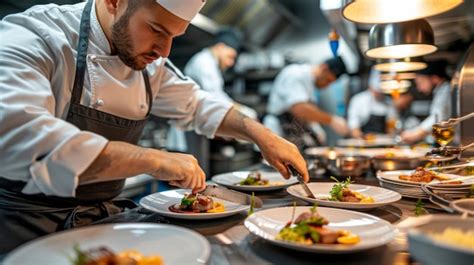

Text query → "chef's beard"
[111,9,148,71]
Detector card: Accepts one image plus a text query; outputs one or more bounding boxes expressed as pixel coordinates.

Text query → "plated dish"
[71,246,163,265]
[139,189,249,220]
[3,223,210,265]
[276,206,360,245]
[245,206,397,253]
[287,181,401,210]
[212,171,298,191]
[377,169,474,187]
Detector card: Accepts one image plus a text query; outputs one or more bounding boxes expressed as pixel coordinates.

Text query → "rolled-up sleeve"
[0,18,108,197]
[150,60,232,138]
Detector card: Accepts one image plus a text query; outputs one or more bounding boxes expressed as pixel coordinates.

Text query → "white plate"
[139,189,249,220]
[244,206,397,253]
[305,147,430,159]
[4,223,210,265]
[287,183,401,210]
[377,170,474,187]
[337,136,395,147]
[212,171,298,191]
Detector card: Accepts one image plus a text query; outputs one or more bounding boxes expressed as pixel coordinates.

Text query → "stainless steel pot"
[371,156,429,171]
[327,155,371,177]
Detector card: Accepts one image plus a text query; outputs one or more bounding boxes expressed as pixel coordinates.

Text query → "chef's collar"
[90,0,113,55]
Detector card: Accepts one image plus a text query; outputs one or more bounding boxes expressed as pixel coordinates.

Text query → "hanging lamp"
[366,19,437,59]
[342,0,463,24]
[374,58,427,72]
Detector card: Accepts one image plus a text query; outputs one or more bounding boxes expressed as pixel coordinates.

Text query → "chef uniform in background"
[401,60,451,144]
[347,68,398,138]
[1,0,310,253]
[263,56,350,149]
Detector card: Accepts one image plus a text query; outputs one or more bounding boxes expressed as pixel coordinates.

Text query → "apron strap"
[70,0,93,105]
[142,70,153,116]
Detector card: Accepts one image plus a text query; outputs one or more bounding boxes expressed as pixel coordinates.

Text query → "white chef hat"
[155,0,206,21]
[368,67,381,92]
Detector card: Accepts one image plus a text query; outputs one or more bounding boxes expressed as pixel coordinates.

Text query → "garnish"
[414,199,428,216]
[329,176,352,201]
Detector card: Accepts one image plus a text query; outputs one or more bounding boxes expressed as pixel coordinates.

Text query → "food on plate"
[428,228,474,250]
[399,167,462,184]
[169,193,225,213]
[328,177,374,203]
[276,206,360,245]
[238,171,269,186]
[71,246,163,265]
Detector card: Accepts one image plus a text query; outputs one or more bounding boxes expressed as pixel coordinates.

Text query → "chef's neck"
[95,0,119,54]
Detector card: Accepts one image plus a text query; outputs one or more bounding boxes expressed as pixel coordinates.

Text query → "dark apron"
[277,111,322,150]
[0,0,153,254]
[360,114,387,134]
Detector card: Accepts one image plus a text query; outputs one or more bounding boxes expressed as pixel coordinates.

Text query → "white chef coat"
[0,1,232,197]
[347,90,398,130]
[263,64,320,135]
[184,48,233,102]
[417,81,451,132]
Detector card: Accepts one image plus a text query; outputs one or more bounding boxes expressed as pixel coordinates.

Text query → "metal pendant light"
[366,19,437,59]
[342,0,463,24]
[374,58,427,72]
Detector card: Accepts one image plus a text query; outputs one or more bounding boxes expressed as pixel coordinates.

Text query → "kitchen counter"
[100,164,449,265]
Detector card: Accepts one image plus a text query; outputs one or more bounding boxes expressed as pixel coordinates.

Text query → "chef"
[185,27,257,119]
[347,68,398,138]
[263,56,350,149]
[0,0,308,253]
[400,61,451,144]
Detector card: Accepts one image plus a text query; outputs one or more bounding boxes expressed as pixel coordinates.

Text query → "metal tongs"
[425,142,474,161]
[288,165,315,199]
[434,112,474,129]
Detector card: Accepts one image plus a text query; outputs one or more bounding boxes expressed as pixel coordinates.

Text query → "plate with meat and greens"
[211,171,298,191]
[139,189,249,220]
[286,177,401,210]
[244,206,397,253]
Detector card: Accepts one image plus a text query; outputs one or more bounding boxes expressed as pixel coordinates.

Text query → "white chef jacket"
[347,90,398,130]
[263,64,319,135]
[184,48,233,102]
[0,2,232,197]
[417,81,451,132]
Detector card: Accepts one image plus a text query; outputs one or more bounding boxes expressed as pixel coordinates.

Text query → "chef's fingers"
[272,160,291,179]
[169,180,180,187]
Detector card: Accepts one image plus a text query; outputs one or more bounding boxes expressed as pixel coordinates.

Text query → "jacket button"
[90,55,98,63]
[94,99,104,107]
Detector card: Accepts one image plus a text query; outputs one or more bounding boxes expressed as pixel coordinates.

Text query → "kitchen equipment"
[200,185,263,208]
[434,112,474,129]
[327,155,371,177]
[407,215,474,265]
[426,143,474,162]
[372,156,430,171]
[288,165,315,199]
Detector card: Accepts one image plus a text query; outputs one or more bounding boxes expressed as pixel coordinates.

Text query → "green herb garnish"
[248,192,255,216]
[70,244,87,265]
[414,199,428,216]
[329,176,352,201]
[181,196,196,207]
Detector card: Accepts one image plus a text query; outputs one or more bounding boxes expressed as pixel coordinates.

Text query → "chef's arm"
[290,102,332,124]
[216,107,309,182]
[78,142,206,192]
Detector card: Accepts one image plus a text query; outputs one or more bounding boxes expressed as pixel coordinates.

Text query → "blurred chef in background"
[263,56,350,149]
[347,68,398,139]
[400,60,451,144]
[185,27,257,119]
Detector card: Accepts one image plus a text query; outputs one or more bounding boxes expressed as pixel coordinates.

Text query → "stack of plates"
[377,170,474,199]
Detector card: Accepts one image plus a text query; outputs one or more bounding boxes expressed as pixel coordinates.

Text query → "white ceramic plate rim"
[212,171,298,191]
[377,170,472,187]
[139,189,250,220]
[245,206,397,253]
[3,223,211,265]
[287,183,402,209]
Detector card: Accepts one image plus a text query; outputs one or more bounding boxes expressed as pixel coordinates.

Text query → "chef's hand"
[401,129,427,144]
[148,151,206,193]
[257,132,309,182]
[329,115,350,136]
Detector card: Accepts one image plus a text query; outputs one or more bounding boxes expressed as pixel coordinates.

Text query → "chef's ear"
[103,0,122,15]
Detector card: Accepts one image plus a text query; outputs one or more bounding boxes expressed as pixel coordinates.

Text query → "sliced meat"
[192,194,214,212]
[311,226,340,244]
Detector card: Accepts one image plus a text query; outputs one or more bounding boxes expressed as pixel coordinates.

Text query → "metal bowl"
[371,155,429,171]
[327,155,371,177]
